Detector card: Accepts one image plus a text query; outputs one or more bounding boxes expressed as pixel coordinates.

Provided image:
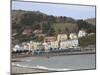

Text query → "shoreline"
[12,52,96,62]
[12,50,96,59]
[11,53,96,74]
[12,65,51,74]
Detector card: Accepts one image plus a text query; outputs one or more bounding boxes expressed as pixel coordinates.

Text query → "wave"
[12,63,70,71]
[35,65,69,71]
[21,59,32,62]
[12,59,32,62]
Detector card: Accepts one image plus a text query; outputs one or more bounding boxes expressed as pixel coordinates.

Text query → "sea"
[12,54,96,72]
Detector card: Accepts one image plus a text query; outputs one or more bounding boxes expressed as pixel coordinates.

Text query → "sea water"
[12,54,96,71]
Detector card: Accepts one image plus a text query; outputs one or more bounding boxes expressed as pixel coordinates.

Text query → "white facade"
[57,34,68,42]
[43,41,58,52]
[42,42,48,51]
[12,45,24,51]
[50,41,58,49]
[29,41,43,51]
[60,39,79,49]
[78,30,87,38]
[23,44,29,50]
[69,33,78,39]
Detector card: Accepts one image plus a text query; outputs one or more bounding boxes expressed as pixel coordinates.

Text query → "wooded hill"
[85,18,96,25]
[12,10,96,43]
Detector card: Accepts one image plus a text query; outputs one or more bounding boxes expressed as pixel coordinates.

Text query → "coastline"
[11,53,96,74]
[12,52,96,62]
[12,65,51,74]
[12,50,96,59]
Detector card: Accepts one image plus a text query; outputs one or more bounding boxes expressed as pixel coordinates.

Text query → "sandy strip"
[11,65,51,74]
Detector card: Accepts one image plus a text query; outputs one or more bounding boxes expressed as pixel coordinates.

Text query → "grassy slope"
[53,22,78,34]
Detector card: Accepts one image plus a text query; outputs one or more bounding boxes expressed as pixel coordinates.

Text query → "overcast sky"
[12,1,95,20]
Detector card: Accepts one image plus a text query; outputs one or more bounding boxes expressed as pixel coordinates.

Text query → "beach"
[11,54,96,74]
[12,65,51,74]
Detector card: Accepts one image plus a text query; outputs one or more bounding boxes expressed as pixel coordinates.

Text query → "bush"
[79,34,96,47]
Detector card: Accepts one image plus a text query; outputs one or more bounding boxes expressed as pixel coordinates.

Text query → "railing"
[12,47,96,58]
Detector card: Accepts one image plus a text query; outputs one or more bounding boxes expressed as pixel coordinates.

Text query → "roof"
[33,29,42,34]
[44,36,56,42]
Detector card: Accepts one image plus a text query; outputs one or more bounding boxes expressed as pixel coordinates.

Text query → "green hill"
[85,18,96,25]
[12,10,96,43]
[53,23,79,35]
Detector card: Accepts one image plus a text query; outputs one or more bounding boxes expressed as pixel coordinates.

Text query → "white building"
[78,30,87,38]
[29,41,43,51]
[43,41,58,52]
[60,39,79,49]
[69,33,78,39]
[57,34,68,42]
[22,42,30,50]
[50,41,59,49]
[12,44,24,51]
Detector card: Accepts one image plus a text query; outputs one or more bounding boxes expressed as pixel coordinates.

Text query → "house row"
[12,39,79,52]
[60,39,79,49]
[21,28,87,38]
[12,30,88,52]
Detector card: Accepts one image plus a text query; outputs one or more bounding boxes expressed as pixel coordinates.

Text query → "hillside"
[85,18,96,25]
[53,23,78,35]
[12,10,96,43]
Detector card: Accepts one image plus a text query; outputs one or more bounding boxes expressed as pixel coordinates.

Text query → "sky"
[12,1,96,20]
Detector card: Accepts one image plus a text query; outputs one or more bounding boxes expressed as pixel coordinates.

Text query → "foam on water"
[12,63,70,71]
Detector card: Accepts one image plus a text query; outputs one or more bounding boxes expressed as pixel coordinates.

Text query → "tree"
[77,20,96,33]
[47,28,56,36]
[79,34,96,46]
[42,22,51,33]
